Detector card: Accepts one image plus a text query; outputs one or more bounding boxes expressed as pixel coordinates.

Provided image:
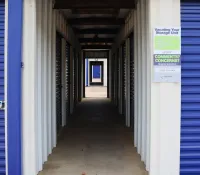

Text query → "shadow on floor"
[39,98,147,175]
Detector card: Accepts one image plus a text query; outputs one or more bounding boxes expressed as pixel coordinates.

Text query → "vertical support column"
[145,0,150,170]
[148,0,181,174]
[86,59,89,86]
[141,0,147,162]
[104,59,107,87]
[137,0,142,155]
[22,0,37,174]
[83,51,86,98]
[109,51,112,99]
[36,0,43,171]
[81,51,83,99]
[134,8,138,148]
[106,51,109,98]
[47,0,52,154]
[42,0,48,162]
[62,39,67,126]
[51,9,57,148]
[88,59,90,86]
[70,47,74,114]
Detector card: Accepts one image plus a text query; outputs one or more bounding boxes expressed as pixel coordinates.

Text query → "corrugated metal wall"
[181,1,200,174]
[0,1,5,174]
[21,0,81,174]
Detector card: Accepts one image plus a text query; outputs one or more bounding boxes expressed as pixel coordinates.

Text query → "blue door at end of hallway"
[93,65,101,78]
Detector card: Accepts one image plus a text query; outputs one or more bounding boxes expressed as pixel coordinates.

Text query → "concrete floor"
[39,98,147,175]
[85,86,107,98]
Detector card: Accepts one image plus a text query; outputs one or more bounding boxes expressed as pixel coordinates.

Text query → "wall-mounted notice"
[153,27,181,82]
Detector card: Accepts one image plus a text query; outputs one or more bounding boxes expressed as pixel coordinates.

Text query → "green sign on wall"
[153,27,181,82]
[154,27,181,54]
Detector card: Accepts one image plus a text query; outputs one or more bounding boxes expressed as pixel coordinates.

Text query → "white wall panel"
[148,0,181,174]
[145,0,150,170]
[47,0,53,155]
[36,0,43,171]
[142,0,148,165]
[134,9,138,148]
[137,0,142,155]
[70,47,74,114]
[22,0,64,174]
[141,0,146,162]
[51,9,57,149]
[22,0,37,174]
[42,0,48,162]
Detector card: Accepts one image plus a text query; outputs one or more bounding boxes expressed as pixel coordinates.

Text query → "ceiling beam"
[68,17,124,25]
[74,28,119,34]
[54,0,137,9]
[71,8,119,15]
[79,38,114,43]
[82,45,112,49]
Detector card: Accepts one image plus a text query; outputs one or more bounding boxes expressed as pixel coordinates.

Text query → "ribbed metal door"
[122,43,126,117]
[181,1,200,174]
[0,1,5,173]
[66,42,70,121]
[129,33,134,128]
[56,33,62,132]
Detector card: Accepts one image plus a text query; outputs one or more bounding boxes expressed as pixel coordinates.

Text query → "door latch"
[0,101,5,110]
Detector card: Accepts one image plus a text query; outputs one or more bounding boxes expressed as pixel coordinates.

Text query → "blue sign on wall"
[93,65,101,78]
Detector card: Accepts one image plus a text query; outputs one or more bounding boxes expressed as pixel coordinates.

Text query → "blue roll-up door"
[0,1,5,174]
[181,1,200,174]
[93,65,101,78]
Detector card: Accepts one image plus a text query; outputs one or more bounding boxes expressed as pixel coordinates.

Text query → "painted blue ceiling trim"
[7,0,23,175]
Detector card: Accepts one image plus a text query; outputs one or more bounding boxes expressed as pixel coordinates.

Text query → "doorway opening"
[21,0,149,174]
[85,56,108,98]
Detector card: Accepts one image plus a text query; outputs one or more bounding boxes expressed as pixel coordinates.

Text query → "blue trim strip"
[7,0,23,175]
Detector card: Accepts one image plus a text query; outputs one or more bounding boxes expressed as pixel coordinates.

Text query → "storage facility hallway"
[39,98,147,175]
